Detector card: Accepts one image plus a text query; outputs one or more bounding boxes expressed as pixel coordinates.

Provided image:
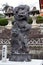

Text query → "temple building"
[40,9,43,16]
[39,0,43,16]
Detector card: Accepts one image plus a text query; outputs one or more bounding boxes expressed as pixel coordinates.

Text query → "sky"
[0,0,40,10]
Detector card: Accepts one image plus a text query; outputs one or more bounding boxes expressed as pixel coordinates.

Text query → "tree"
[2,3,9,12]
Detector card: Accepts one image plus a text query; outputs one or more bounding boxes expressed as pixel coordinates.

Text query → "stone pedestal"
[30,15,39,28]
[5,17,13,29]
[10,54,31,61]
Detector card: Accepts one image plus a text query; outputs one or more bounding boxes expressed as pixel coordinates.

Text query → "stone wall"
[0,27,43,59]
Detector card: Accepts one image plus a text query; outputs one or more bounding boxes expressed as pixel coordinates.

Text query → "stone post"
[2,45,7,62]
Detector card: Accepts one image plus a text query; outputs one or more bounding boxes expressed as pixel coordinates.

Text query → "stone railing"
[0,39,11,55]
[0,27,11,56]
[27,38,43,46]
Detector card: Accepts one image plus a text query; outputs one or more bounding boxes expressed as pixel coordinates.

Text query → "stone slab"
[0,59,42,65]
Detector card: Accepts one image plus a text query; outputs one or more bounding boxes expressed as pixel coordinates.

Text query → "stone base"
[9,54,31,61]
[5,25,12,29]
[32,24,39,28]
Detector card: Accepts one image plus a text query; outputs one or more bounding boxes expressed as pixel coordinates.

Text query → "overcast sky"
[0,0,40,10]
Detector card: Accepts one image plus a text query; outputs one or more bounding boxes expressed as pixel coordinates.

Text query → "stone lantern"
[29,10,40,28]
[4,6,14,29]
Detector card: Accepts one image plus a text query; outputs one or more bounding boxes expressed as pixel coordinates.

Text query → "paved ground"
[0,59,42,65]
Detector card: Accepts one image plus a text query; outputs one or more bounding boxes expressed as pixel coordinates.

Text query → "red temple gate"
[39,0,43,9]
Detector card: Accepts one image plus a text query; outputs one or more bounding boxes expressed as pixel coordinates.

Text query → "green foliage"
[36,16,43,23]
[0,18,8,26]
[28,17,33,24]
[37,16,42,19]
[0,14,5,18]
